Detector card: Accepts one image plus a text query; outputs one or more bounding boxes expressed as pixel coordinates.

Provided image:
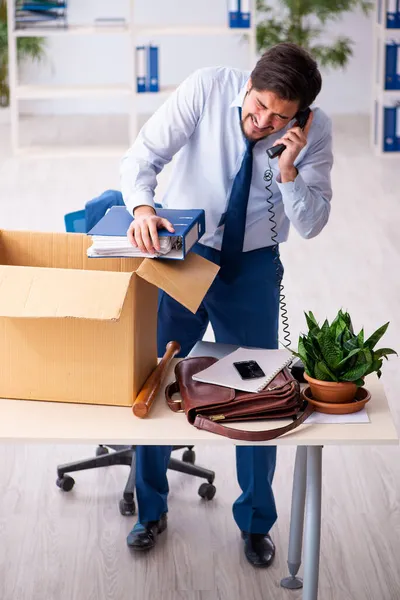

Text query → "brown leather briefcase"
[165,356,313,442]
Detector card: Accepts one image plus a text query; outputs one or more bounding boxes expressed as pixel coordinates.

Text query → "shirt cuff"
[124,192,155,216]
[276,172,308,203]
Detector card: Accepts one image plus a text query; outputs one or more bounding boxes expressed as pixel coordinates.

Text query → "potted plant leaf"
[0,0,46,114]
[291,310,397,404]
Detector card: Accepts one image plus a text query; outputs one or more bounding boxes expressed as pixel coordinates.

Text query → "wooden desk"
[0,360,397,446]
[0,358,398,600]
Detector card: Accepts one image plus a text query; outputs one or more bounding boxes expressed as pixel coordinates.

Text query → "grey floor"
[0,113,399,600]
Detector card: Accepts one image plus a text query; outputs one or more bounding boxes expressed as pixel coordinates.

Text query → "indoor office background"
[0,1,399,600]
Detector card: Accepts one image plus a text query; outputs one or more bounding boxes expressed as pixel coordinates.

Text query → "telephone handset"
[266,107,311,159]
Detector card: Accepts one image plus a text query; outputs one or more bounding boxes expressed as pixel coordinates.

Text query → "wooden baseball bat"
[132,340,181,418]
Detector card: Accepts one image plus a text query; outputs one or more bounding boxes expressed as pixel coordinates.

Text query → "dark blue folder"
[88,206,206,259]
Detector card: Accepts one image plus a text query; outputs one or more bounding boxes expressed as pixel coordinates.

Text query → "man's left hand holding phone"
[128,205,175,255]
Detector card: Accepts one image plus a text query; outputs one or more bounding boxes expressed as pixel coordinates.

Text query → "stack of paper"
[87,235,173,258]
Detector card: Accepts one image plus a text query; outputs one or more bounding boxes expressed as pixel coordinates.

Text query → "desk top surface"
[0,354,398,446]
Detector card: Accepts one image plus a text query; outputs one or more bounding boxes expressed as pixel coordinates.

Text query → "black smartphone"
[266,107,311,159]
[233,360,265,380]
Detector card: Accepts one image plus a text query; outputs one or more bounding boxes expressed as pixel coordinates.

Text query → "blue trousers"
[136,243,282,534]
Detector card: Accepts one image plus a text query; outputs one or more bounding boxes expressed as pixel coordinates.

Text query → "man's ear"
[247,78,252,92]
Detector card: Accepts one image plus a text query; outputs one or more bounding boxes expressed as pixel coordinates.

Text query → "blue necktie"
[220,112,255,283]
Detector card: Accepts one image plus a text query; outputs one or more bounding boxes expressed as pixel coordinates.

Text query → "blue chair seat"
[64,209,87,234]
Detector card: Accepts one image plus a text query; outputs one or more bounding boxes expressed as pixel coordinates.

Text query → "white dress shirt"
[120,66,333,252]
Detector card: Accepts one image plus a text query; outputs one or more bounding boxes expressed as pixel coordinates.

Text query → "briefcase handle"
[192,404,314,442]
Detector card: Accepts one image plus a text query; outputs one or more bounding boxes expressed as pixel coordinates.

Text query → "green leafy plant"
[256,0,373,69]
[0,0,46,107]
[291,310,397,387]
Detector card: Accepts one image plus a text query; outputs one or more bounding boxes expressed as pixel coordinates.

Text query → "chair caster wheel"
[56,475,75,492]
[96,445,109,457]
[119,499,136,516]
[182,449,196,464]
[198,482,216,500]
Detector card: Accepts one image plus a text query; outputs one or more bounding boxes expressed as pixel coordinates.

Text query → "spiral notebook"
[192,347,293,393]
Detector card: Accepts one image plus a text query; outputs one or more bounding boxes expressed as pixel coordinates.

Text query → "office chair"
[56,201,216,516]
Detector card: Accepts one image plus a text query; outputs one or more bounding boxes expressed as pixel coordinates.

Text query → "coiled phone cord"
[264,156,291,349]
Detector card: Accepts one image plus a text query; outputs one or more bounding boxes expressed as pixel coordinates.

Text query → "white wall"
[19,0,374,116]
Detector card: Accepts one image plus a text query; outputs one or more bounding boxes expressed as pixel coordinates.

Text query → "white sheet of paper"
[304,408,370,425]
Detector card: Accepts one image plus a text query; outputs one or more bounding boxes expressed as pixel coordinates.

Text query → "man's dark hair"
[250,43,322,111]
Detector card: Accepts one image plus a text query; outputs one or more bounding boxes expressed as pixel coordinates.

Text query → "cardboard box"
[0,230,219,407]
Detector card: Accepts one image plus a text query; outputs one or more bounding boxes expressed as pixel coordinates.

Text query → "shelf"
[15,84,178,101]
[134,25,254,36]
[15,84,134,100]
[12,24,255,38]
[375,21,400,31]
[13,25,131,37]
[136,85,176,97]
[374,87,400,98]
[15,144,128,159]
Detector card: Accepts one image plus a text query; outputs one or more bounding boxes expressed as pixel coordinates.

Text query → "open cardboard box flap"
[136,252,219,314]
[0,229,219,319]
[0,265,133,320]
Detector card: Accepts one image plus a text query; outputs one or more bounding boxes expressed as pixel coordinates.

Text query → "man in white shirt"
[121,42,333,567]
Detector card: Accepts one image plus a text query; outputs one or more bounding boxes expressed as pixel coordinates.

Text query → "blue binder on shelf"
[15,0,68,27]
[228,0,240,28]
[397,44,400,87]
[135,46,146,93]
[396,105,400,150]
[383,106,397,151]
[87,206,206,260]
[385,42,398,89]
[386,0,399,28]
[228,0,250,28]
[239,0,251,28]
[147,45,159,92]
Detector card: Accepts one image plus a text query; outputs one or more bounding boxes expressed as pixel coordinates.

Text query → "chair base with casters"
[56,445,217,516]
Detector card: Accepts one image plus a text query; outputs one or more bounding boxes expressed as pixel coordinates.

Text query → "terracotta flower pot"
[303,373,358,404]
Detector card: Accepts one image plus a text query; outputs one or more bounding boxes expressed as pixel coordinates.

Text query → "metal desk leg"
[281,446,307,590]
[302,446,323,600]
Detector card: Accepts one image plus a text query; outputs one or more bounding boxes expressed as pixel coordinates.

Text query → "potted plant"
[256,0,373,69]
[0,0,46,117]
[291,310,397,404]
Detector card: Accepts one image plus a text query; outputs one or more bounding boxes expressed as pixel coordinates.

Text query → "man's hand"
[128,205,175,254]
[274,111,314,182]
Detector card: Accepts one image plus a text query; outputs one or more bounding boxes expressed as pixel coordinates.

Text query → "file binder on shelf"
[148,45,159,93]
[15,0,68,29]
[386,0,399,28]
[240,0,251,28]
[383,105,397,151]
[135,45,159,93]
[135,46,146,93]
[396,105,400,150]
[228,0,240,28]
[228,0,250,28]
[397,44,400,87]
[87,206,206,260]
[385,41,399,89]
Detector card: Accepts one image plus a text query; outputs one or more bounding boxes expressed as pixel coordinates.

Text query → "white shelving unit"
[371,0,400,156]
[6,1,256,157]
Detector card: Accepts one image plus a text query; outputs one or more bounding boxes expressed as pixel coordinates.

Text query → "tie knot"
[245,138,255,151]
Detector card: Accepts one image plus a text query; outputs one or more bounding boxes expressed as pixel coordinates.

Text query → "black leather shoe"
[127,513,167,551]
[241,532,276,568]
